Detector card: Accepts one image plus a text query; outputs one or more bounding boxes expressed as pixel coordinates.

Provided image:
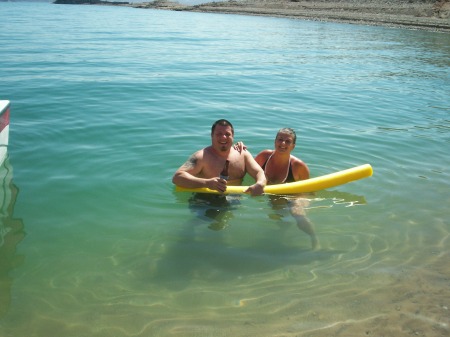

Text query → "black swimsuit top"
[262,156,295,183]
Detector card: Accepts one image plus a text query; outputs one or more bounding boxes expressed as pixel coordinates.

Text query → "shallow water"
[0,2,449,336]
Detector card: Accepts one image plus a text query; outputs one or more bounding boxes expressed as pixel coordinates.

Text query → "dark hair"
[277,128,297,144]
[211,119,234,135]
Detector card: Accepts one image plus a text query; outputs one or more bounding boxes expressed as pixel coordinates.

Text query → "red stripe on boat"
[0,108,10,133]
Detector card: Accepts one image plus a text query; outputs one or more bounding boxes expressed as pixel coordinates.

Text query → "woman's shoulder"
[290,155,308,168]
[255,149,272,160]
[290,155,310,180]
[290,154,305,163]
[256,149,273,157]
[254,149,272,166]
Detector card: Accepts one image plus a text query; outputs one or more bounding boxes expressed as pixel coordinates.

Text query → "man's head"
[211,119,234,136]
[211,119,234,153]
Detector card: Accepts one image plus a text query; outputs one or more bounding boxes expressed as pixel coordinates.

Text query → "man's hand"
[206,177,228,193]
[244,182,265,196]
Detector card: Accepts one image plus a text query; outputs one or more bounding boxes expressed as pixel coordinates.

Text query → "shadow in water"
[151,192,350,290]
[0,156,25,318]
[151,231,346,291]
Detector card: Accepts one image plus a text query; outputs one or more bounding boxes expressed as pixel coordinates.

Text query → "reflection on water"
[312,190,367,208]
[0,156,25,318]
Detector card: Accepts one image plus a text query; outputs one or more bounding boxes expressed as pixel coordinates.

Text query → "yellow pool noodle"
[175,164,373,195]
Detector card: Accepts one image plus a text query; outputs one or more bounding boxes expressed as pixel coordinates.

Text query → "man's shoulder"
[193,146,211,155]
[200,146,223,163]
[236,147,255,159]
[201,146,215,157]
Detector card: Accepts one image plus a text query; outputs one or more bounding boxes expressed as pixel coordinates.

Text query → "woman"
[254,128,309,184]
[236,128,319,249]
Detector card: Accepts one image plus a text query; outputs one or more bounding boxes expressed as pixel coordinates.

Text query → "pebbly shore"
[129,0,450,32]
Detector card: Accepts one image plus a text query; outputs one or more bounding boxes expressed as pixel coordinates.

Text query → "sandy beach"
[131,0,450,32]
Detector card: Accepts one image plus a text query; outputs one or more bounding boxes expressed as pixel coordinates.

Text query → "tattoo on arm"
[181,155,197,170]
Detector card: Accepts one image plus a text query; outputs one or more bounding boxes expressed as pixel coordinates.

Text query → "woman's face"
[274,131,295,153]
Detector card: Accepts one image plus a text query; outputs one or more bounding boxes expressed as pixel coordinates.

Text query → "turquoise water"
[1,2,449,336]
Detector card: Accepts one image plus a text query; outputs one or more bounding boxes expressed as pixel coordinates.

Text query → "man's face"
[212,125,234,152]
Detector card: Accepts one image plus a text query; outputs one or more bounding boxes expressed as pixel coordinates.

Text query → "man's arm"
[243,151,266,196]
[172,152,206,188]
[172,151,227,192]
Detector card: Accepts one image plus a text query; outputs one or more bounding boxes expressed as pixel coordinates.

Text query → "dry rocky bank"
[131,0,450,32]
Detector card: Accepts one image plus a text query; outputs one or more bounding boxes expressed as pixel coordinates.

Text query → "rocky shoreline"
[129,0,450,32]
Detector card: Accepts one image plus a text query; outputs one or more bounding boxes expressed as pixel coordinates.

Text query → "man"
[172,119,266,196]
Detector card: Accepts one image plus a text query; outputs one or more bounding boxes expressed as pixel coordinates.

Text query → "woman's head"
[274,128,296,153]
[276,128,296,144]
